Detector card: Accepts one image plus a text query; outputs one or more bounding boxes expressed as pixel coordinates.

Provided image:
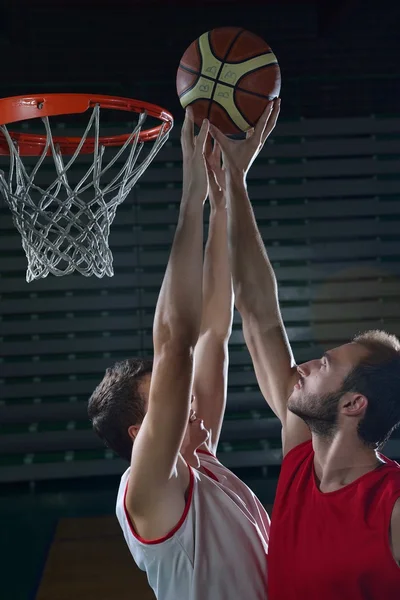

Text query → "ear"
[128,424,141,441]
[341,392,368,417]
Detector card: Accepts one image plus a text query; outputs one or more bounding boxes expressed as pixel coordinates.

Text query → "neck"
[182,443,210,469]
[182,451,200,469]
[312,431,382,492]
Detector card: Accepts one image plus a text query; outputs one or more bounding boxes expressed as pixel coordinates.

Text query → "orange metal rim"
[0,93,174,156]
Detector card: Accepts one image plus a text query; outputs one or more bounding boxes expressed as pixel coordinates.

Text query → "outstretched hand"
[181,108,210,202]
[209,98,281,177]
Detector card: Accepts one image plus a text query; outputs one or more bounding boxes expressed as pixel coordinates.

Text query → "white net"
[0,104,170,281]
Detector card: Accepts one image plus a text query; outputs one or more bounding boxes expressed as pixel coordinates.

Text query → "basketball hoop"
[0,94,173,282]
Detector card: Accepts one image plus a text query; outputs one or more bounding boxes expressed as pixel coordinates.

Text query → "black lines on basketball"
[177,37,203,97]
[225,51,275,66]
[179,64,200,77]
[237,62,281,101]
[209,101,243,136]
[227,29,273,62]
[234,89,271,128]
[207,28,245,121]
[208,27,245,61]
[177,64,201,99]
[188,98,212,128]
[177,27,281,136]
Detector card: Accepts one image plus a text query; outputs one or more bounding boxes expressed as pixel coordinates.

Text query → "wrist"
[181,184,208,205]
[225,166,246,187]
[209,188,226,208]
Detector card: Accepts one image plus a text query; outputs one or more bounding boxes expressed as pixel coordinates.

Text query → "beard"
[288,389,343,439]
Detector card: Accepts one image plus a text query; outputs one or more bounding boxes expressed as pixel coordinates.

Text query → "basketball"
[176,27,281,136]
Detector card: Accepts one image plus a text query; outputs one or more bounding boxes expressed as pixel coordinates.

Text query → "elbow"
[154,319,198,355]
[239,306,282,337]
[197,328,231,348]
[234,278,279,319]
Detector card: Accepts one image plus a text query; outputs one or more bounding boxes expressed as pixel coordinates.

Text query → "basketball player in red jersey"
[210,100,400,599]
[88,113,272,600]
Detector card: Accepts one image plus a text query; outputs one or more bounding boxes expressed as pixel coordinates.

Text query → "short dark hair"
[342,330,400,449]
[88,358,153,461]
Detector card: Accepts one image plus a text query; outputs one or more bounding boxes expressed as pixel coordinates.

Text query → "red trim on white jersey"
[123,464,194,545]
[197,448,216,458]
[201,465,219,482]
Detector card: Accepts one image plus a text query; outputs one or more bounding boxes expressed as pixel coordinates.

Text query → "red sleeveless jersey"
[268,441,400,599]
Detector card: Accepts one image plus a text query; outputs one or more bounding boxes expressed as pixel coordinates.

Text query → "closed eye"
[322,352,331,368]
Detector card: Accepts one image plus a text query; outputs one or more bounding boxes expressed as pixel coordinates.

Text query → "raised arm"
[210,101,311,456]
[193,141,234,455]
[126,116,209,538]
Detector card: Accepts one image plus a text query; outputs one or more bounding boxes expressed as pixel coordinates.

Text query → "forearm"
[153,189,204,351]
[200,200,233,339]
[226,169,279,320]
[193,198,232,451]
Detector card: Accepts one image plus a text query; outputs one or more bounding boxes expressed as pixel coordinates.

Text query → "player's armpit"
[125,347,193,537]
[125,456,191,541]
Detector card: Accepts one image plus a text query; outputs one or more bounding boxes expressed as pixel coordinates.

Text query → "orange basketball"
[176,27,281,136]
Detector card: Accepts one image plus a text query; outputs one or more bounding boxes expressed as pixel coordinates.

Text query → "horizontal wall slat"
[2,117,399,150]
[2,278,399,318]
[133,201,400,229]
[0,292,142,315]
[2,259,400,294]
[0,391,266,422]
[2,302,399,350]
[2,439,400,482]
[2,321,399,378]
[25,157,400,186]
[143,157,400,182]
[0,402,89,423]
[4,238,395,273]
[2,335,142,356]
[65,263,400,288]
[0,430,103,454]
[0,380,106,400]
[2,219,400,265]
[1,315,143,336]
[141,280,400,305]
[0,458,127,483]
[1,357,125,378]
[136,179,400,204]
[0,418,282,454]
[2,318,397,375]
[131,220,400,242]
[0,348,323,394]
[0,380,256,403]
[138,240,400,265]
[2,200,400,255]
[148,139,400,162]
[159,117,400,139]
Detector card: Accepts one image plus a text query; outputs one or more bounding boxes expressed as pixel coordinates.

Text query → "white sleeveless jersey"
[116,450,270,600]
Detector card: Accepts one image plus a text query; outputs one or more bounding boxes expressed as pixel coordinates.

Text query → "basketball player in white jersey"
[88,112,275,600]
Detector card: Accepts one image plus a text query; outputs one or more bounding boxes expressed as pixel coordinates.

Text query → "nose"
[297,362,311,377]
[298,358,320,378]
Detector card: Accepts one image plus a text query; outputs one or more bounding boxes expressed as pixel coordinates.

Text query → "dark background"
[1,0,399,118]
[1,1,400,598]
